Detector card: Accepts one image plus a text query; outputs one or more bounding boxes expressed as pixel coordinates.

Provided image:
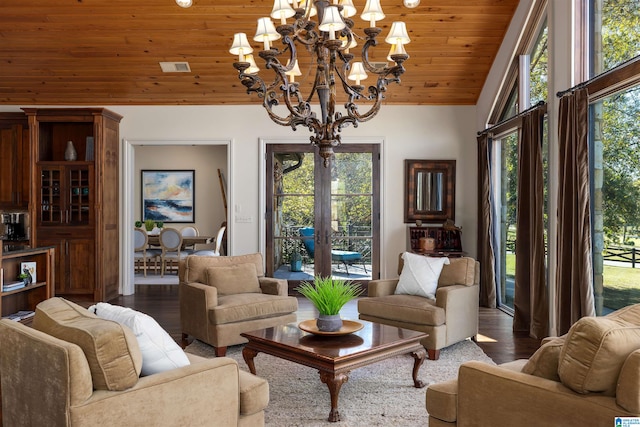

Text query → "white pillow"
[88,302,190,376]
[394,252,450,299]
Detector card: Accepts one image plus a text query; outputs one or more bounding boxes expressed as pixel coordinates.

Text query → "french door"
[265,144,380,287]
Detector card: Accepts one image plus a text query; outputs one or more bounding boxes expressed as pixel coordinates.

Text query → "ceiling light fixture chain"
[230,0,411,166]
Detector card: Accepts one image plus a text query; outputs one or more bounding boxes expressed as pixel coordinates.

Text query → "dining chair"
[159,228,192,276]
[180,226,199,250]
[133,228,160,276]
[192,225,226,257]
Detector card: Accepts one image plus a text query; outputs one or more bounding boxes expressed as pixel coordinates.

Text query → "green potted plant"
[295,276,363,332]
[18,271,31,286]
[144,219,156,232]
[135,220,143,228]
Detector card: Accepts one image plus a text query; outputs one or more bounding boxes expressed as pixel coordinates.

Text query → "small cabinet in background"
[407,225,464,257]
[0,114,30,209]
[0,246,54,318]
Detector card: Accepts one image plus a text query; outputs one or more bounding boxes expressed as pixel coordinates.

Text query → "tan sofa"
[426,304,640,426]
[179,253,298,356]
[0,298,269,427]
[358,256,479,360]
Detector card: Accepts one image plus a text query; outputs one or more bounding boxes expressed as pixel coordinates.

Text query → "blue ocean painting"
[142,171,194,222]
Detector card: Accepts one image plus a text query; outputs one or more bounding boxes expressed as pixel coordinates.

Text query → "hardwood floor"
[110,285,541,365]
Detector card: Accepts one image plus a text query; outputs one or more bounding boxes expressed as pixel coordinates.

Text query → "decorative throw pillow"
[89,302,190,376]
[616,349,640,413]
[394,252,450,299]
[521,337,565,381]
[206,263,261,295]
[33,297,142,391]
[558,315,640,396]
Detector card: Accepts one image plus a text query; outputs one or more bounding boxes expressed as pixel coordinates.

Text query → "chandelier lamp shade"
[229,0,411,166]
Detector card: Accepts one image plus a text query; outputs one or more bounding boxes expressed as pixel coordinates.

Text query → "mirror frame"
[404,159,456,223]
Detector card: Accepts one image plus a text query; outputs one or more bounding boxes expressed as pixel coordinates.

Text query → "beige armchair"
[179,253,298,357]
[0,301,269,426]
[358,255,479,360]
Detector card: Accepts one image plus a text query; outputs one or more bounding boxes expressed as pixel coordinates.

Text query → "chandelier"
[229,0,411,166]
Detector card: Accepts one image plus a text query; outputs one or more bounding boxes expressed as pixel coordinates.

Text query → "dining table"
[147,234,214,250]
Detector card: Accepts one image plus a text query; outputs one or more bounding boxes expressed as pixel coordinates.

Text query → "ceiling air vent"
[159,62,191,73]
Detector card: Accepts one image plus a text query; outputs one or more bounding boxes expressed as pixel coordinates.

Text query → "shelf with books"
[0,246,54,318]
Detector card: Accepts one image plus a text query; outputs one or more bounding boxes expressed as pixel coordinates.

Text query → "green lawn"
[602,265,640,310]
[504,254,640,311]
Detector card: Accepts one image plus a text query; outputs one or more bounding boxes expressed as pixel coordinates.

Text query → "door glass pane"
[330,153,372,280]
[272,152,316,281]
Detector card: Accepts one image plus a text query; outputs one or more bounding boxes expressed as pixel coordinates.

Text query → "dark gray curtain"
[513,108,549,338]
[477,133,497,308]
[556,88,596,335]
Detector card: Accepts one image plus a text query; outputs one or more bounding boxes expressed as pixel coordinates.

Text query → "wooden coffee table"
[240,320,428,422]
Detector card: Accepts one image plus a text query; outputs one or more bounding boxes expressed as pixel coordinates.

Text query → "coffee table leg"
[411,348,427,388]
[242,346,259,375]
[319,371,349,422]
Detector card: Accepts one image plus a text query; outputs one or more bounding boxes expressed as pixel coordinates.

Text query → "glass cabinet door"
[67,166,92,225]
[39,167,63,224]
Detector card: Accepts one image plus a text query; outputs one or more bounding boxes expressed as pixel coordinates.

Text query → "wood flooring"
[111,285,541,365]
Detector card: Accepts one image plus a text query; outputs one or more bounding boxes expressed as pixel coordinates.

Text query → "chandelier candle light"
[229,0,411,166]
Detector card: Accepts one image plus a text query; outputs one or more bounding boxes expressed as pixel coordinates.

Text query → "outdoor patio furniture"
[299,227,367,275]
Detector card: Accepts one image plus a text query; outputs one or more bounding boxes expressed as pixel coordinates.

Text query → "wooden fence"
[603,246,640,268]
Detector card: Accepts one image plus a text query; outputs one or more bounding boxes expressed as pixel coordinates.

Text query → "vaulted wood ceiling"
[0,0,519,106]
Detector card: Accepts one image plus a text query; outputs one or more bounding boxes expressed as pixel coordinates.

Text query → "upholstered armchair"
[358,255,479,360]
[0,297,270,426]
[178,253,298,356]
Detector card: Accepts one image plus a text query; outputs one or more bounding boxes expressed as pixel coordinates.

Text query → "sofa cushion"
[438,257,477,287]
[238,370,270,416]
[358,294,445,326]
[394,252,450,299]
[33,297,142,391]
[617,349,640,413]
[180,253,265,285]
[209,293,298,325]
[558,315,640,396]
[522,337,565,381]
[426,379,458,422]
[89,302,190,376]
[206,263,261,295]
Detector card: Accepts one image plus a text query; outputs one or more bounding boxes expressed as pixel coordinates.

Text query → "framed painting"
[142,170,195,222]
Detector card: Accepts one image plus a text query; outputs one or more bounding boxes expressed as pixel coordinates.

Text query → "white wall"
[0,103,478,292]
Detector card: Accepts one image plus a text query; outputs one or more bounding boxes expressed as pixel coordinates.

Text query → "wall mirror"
[404,159,456,223]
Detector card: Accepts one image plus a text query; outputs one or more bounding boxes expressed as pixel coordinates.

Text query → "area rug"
[185,339,495,426]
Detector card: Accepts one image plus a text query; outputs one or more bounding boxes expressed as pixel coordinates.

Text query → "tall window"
[590,0,640,315]
[490,19,549,312]
[495,131,519,311]
[530,21,548,106]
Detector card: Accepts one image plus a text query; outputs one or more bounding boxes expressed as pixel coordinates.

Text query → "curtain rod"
[477,100,546,136]
[556,55,640,98]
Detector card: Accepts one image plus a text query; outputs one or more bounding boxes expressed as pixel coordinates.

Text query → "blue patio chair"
[299,227,367,275]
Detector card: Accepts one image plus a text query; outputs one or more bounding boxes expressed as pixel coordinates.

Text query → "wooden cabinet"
[36,231,95,296]
[407,225,464,257]
[0,246,54,318]
[25,108,122,302]
[0,113,30,208]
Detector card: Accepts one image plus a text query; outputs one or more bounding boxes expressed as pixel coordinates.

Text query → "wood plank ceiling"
[0,0,519,106]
